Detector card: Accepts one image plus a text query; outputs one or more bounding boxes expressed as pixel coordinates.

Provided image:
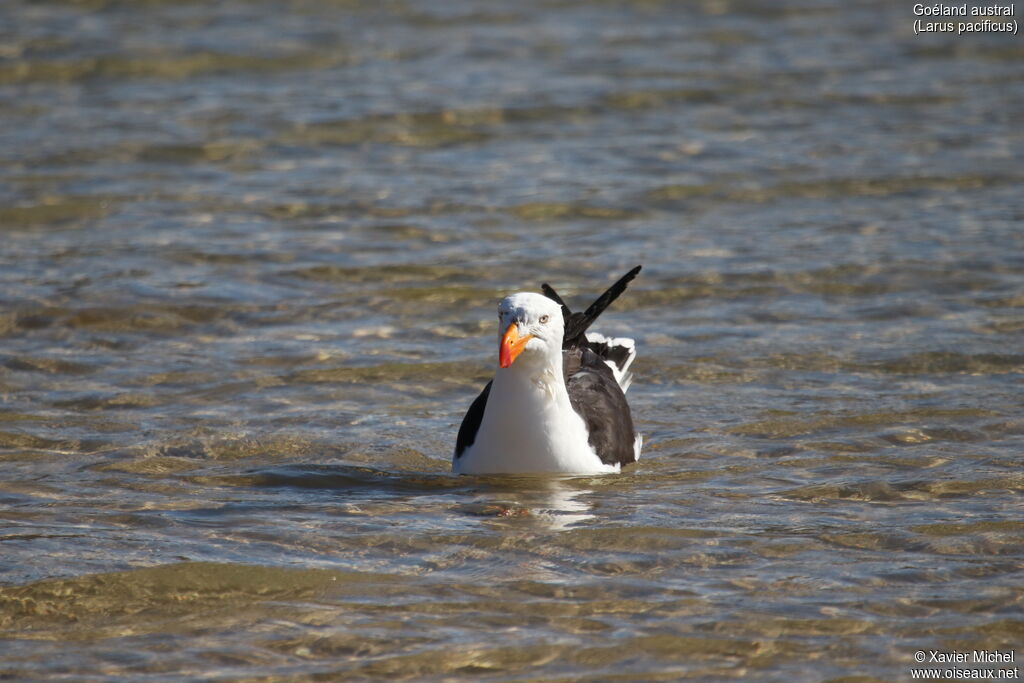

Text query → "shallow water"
[1,0,1022,680]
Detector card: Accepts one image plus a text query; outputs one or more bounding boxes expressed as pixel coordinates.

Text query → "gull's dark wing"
[542,265,642,349]
[563,347,638,467]
[454,380,491,459]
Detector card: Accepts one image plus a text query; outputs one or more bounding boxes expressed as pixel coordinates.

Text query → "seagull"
[453,266,643,474]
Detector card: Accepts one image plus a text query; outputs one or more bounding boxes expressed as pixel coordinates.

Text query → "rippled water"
[2,0,1023,680]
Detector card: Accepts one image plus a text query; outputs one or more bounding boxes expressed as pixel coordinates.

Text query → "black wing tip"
[613,264,643,290]
[541,283,573,319]
[541,266,643,348]
[580,265,644,319]
[541,282,566,306]
[555,265,642,347]
[543,266,642,302]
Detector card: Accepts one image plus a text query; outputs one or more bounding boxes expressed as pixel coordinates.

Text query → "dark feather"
[542,265,642,349]
[579,336,634,375]
[454,380,491,459]
[549,267,642,465]
[540,283,572,321]
[564,347,638,466]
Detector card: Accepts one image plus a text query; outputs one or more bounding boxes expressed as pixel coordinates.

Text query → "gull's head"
[496,293,564,369]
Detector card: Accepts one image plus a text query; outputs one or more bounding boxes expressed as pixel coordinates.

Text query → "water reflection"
[465,476,597,532]
[235,464,597,531]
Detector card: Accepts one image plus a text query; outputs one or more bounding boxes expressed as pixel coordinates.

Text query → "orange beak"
[499,323,534,368]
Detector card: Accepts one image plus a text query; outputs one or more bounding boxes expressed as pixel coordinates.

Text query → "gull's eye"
[539,314,550,324]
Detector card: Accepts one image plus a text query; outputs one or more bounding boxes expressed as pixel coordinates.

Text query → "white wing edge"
[585,332,637,392]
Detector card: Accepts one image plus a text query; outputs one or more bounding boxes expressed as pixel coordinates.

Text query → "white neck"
[493,346,566,403]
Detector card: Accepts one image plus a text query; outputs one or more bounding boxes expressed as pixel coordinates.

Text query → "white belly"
[453,374,619,475]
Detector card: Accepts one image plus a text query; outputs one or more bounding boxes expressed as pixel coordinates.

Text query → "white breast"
[454,370,620,475]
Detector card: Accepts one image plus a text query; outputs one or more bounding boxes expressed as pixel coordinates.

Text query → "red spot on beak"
[499,323,534,368]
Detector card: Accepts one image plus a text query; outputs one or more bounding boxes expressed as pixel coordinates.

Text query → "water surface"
[1,0,1022,680]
